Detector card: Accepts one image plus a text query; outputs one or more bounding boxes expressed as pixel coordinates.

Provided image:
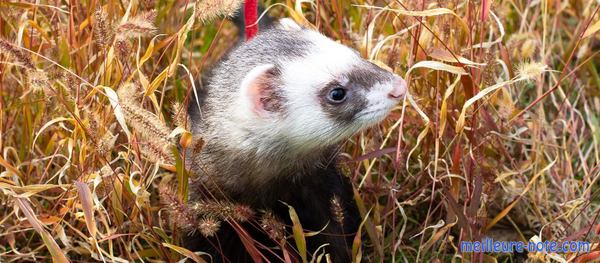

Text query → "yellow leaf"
[429,48,486,66]
[102,86,131,139]
[285,203,308,263]
[583,19,600,38]
[485,159,556,231]
[0,183,67,197]
[406,92,430,123]
[33,117,74,147]
[355,6,469,33]
[16,198,69,263]
[139,35,160,66]
[439,77,461,138]
[0,156,22,178]
[132,34,161,88]
[138,70,149,91]
[162,243,208,263]
[406,60,468,77]
[421,220,456,251]
[455,80,511,133]
[167,4,197,77]
[291,0,314,28]
[406,123,431,174]
[145,67,168,96]
[352,210,371,263]
[27,20,51,43]
[75,181,97,238]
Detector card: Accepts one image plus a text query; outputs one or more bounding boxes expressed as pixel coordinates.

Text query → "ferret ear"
[240,64,282,117]
[278,18,302,31]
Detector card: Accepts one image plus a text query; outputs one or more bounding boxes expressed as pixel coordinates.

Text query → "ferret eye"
[328,88,347,103]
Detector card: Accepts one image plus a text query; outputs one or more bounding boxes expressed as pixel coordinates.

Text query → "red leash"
[244,0,258,40]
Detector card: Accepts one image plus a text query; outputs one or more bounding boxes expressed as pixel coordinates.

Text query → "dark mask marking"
[345,62,395,91]
[317,61,394,124]
[318,80,368,124]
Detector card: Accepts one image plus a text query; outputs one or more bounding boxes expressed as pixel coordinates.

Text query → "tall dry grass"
[0,0,599,262]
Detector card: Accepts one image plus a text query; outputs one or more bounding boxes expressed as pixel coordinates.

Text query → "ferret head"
[193,19,407,156]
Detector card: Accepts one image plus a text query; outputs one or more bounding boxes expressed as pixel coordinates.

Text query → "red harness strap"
[244,0,258,40]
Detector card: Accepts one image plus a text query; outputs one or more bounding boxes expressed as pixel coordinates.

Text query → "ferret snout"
[388,77,407,99]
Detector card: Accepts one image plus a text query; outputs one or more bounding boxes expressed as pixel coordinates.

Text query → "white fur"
[279,18,303,31]
[278,30,364,149]
[224,27,402,155]
[360,76,404,120]
[228,64,281,152]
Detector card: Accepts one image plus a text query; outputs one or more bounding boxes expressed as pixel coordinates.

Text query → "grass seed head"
[121,103,173,142]
[190,200,253,222]
[172,102,190,130]
[191,137,205,155]
[97,132,117,157]
[517,61,547,80]
[330,196,345,226]
[62,73,82,95]
[115,36,132,63]
[0,38,35,70]
[117,82,143,102]
[198,217,221,237]
[93,8,112,48]
[117,83,175,163]
[139,139,175,164]
[260,212,286,243]
[27,70,51,94]
[194,0,244,22]
[118,83,173,144]
[520,39,537,59]
[159,187,198,231]
[117,10,157,38]
[1,1,599,262]
[231,204,254,222]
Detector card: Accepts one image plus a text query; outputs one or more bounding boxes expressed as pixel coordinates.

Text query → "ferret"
[185,18,407,262]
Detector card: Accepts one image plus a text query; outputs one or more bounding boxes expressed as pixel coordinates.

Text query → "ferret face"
[233,19,407,152]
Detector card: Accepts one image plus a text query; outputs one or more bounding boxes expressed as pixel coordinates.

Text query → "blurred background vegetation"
[0,0,599,262]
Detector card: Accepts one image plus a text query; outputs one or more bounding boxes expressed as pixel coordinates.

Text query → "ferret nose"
[388,77,407,99]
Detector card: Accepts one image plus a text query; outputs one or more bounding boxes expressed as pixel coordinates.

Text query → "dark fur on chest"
[184,161,359,262]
